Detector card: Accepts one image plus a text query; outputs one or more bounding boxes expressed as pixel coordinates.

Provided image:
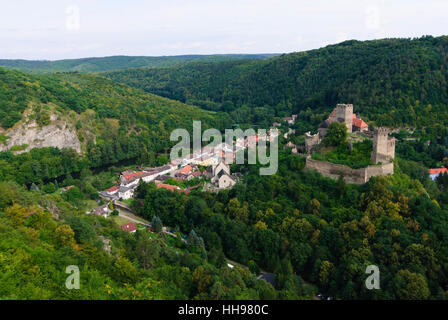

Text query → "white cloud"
[0,0,446,59]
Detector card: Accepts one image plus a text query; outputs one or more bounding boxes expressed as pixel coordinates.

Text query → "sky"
[0,0,447,60]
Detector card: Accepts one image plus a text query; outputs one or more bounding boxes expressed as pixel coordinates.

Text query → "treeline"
[132,151,448,300]
[106,36,448,128]
[0,54,272,73]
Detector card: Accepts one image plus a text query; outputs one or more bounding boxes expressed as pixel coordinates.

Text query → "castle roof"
[428,168,448,176]
[352,114,368,128]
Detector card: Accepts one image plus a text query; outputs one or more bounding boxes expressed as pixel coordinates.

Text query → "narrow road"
[117,211,150,226]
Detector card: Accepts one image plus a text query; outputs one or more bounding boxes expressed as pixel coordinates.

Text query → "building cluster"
[90,116,294,217]
[96,138,260,206]
[305,104,369,153]
[99,165,173,201]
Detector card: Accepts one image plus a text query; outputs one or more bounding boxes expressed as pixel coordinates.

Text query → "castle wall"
[305,132,320,153]
[305,157,394,184]
[365,162,394,181]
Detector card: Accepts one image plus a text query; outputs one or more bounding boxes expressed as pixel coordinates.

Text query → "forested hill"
[0,54,274,73]
[105,36,448,127]
[0,67,228,182]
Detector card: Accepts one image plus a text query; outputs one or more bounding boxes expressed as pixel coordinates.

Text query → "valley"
[0,37,448,301]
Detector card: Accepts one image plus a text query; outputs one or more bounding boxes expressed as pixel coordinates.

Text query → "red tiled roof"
[428,168,448,175]
[121,222,137,232]
[64,185,75,191]
[352,114,368,128]
[157,183,190,195]
[123,171,146,181]
[157,184,179,192]
[178,165,193,176]
[107,186,119,192]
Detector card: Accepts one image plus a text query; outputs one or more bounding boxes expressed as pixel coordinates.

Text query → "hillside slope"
[0,54,274,73]
[105,36,448,127]
[0,68,229,172]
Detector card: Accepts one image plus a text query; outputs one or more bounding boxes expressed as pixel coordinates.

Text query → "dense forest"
[1,180,307,299]
[1,37,448,300]
[132,149,448,300]
[0,54,273,73]
[0,67,230,184]
[106,36,448,128]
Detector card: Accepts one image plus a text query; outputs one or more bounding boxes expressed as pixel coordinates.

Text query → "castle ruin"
[304,104,395,184]
[371,127,395,164]
[306,103,368,153]
[329,103,354,133]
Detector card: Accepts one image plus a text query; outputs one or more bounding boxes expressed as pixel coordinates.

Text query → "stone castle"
[306,103,369,153]
[304,104,395,184]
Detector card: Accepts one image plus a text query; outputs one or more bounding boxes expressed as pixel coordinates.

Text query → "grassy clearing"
[313,139,374,169]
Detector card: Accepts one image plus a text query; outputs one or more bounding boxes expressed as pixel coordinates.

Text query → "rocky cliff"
[0,106,81,154]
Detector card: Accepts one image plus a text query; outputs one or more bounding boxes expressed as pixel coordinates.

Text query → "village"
[86,115,298,235]
[82,104,448,229]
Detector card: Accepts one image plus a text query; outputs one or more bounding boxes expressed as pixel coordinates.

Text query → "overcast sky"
[0,0,447,60]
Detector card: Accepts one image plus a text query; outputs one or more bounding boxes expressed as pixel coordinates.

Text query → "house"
[120,171,145,187]
[118,186,134,200]
[176,165,193,178]
[106,186,119,195]
[121,222,137,233]
[120,166,173,187]
[272,122,282,127]
[63,185,75,192]
[214,170,236,189]
[89,203,111,218]
[428,168,448,180]
[212,161,230,177]
[211,161,236,189]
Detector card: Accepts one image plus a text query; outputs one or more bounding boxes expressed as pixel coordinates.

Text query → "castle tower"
[335,104,353,133]
[371,127,395,164]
